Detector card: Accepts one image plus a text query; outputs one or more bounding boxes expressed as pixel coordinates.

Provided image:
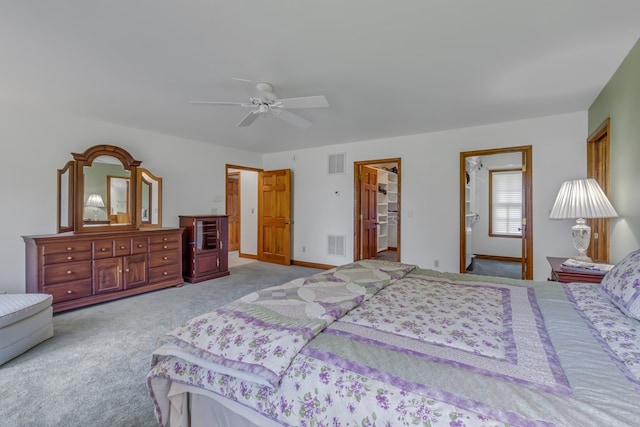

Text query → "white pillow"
[600,249,640,320]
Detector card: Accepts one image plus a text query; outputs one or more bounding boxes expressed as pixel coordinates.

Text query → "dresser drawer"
[114,238,132,257]
[150,233,180,245]
[43,251,92,265]
[42,261,92,286]
[93,240,114,258]
[44,279,92,303]
[41,241,92,255]
[131,237,149,254]
[150,241,180,252]
[149,263,182,283]
[149,250,180,267]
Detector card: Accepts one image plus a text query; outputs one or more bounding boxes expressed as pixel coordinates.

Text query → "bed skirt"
[166,383,282,427]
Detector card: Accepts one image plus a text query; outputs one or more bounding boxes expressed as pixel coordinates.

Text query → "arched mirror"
[56,144,163,233]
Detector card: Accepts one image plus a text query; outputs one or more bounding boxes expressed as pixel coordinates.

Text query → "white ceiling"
[1,1,639,154]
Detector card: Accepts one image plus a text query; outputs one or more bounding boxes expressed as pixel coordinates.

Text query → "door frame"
[459,146,533,279]
[226,171,241,252]
[353,158,401,262]
[225,164,263,259]
[587,118,611,262]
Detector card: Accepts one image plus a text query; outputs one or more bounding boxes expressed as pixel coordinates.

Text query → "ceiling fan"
[190,79,329,129]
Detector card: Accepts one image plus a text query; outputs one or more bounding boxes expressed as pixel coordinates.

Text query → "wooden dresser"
[23,228,183,313]
[179,215,229,283]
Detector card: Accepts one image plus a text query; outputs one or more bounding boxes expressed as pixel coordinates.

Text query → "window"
[489,169,522,237]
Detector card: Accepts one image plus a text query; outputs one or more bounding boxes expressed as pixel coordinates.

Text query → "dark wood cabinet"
[179,215,229,283]
[23,228,183,313]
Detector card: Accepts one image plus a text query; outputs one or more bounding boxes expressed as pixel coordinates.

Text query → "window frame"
[488,168,523,238]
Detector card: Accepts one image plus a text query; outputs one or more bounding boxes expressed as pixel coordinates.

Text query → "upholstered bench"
[0,294,54,366]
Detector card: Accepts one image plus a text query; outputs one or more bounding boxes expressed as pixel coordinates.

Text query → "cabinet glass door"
[196,219,219,251]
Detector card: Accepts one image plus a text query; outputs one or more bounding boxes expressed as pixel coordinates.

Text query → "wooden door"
[226,173,240,252]
[587,118,611,262]
[258,169,291,265]
[361,166,378,259]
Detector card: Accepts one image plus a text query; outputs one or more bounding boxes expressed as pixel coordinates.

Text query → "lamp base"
[571,218,591,261]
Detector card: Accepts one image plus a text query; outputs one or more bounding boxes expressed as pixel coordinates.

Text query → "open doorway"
[353,158,401,262]
[225,165,260,264]
[460,146,532,280]
[225,164,293,266]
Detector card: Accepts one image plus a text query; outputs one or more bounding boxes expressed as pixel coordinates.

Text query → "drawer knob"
[137,244,144,248]
[125,268,130,272]
[66,247,73,251]
[66,256,73,260]
[163,245,168,249]
[101,248,108,252]
[66,290,73,294]
[163,272,168,276]
[66,270,73,275]
[163,238,168,241]
[120,246,126,250]
[163,256,168,260]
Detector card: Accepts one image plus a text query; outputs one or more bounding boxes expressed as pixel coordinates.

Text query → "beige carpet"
[0,261,323,427]
[228,250,257,267]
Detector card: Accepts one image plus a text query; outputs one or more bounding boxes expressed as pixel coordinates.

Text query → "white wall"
[0,102,590,293]
[264,112,588,281]
[0,103,262,293]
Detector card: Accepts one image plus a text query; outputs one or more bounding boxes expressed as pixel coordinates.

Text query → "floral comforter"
[147,263,640,427]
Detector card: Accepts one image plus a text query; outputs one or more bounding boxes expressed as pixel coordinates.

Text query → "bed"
[147,257,640,427]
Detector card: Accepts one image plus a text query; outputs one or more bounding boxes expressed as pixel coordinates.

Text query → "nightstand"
[546,257,607,284]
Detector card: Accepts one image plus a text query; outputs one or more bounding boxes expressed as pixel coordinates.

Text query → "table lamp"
[549,178,617,261]
[85,193,105,221]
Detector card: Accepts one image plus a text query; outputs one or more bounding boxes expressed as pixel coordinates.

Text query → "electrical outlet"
[434,259,439,268]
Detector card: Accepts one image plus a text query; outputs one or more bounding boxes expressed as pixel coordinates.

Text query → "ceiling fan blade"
[276,95,328,109]
[237,110,261,127]
[274,109,312,129]
[190,101,246,106]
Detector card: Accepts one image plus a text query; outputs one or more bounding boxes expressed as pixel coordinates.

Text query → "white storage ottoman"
[0,294,54,366]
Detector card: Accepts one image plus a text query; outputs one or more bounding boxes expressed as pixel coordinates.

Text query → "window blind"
[491,170,522,236]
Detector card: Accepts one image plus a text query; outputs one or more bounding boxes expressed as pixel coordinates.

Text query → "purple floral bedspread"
[155,260,416,387]
[148,265,640,427]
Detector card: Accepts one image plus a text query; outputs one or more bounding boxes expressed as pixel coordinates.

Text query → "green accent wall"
[589,38,640,261]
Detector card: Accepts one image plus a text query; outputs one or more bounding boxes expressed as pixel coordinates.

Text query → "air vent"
[327,234,346,256]
[328,153,346,175]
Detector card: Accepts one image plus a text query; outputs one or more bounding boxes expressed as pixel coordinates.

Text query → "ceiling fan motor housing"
[256,82,273,93]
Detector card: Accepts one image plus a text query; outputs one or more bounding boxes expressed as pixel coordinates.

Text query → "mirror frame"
[137,168,163,228]
[57,160,75,233]
[71,145,142,233]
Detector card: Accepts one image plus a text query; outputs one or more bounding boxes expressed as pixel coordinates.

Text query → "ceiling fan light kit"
[190,80,328,129]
